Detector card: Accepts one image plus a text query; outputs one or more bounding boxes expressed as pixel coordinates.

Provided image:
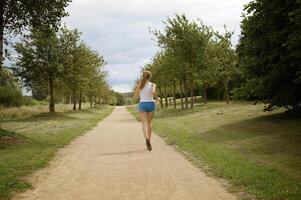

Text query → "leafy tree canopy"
[0,0,71,68]
[238,0,301,110]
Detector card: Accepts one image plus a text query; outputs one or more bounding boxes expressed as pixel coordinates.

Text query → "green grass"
[0,104,114,200]
[127,101,301,200]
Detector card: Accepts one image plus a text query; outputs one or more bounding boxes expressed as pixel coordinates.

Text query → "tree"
[215,30,238,104]
[54,26,108,110]
[14,26,62,112]
[148,51,182,109]
[78,49,106,110]
[13,25,110,111]
[237,0,301,111]
[59,28,83,110]
[0,0,71,69]
[201,41,219,104]
[146,53,171,108]
[142,14,238,109]
[58,28,109,109]
[153,14,209,109]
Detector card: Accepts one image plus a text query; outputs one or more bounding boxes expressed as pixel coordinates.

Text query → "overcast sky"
[63,0,250,93]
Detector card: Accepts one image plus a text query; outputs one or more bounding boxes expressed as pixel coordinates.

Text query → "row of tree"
[0,1,125,111]
[12,26,112,112]
[136,0,301,111]
[137,14,238,109]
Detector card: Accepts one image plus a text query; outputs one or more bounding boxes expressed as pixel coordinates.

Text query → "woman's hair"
[138,70,151,90]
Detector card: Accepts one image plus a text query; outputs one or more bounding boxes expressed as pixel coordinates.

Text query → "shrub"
[0,85,23,107]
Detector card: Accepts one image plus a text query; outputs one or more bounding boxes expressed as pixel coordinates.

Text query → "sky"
[63,0,251,93]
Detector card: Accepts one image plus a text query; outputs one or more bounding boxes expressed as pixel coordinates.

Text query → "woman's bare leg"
[146,112,154,140]
[139,112,148,139]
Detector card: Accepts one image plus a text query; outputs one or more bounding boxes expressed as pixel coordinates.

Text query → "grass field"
[127,101,301,200]
[0,104,114,200]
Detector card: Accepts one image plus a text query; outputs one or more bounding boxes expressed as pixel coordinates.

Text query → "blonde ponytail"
[138,70,151,90]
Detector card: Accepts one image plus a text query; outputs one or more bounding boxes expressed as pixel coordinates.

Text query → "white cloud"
[63,0,251,92]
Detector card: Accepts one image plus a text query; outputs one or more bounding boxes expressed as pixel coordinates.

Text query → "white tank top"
[140,82,155,102]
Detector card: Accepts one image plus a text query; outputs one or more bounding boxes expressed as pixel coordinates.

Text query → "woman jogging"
[134,70,159,151]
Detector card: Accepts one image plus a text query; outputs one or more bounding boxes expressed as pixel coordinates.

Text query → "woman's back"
[140,82,154,102]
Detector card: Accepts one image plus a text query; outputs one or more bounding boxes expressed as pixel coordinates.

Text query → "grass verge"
[127,102,301,200]
[0,105,114,200]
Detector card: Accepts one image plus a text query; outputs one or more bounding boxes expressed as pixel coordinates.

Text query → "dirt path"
[14,106,236,200]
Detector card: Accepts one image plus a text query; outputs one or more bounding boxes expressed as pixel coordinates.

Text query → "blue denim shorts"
[138,102,155,112]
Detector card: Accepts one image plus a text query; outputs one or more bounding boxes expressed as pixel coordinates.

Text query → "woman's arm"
[152,83,160,102]
[133,87,140,101]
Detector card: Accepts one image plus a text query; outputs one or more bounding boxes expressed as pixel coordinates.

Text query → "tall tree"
[201,41,219,104]
[153,14,209,109]
[215,30,238,104]
[14,26,62,112]
[0,0,71,69]
[87,72,108,107]
[77,49,106,110]
[238,0,301,110]
[60,27,106,110]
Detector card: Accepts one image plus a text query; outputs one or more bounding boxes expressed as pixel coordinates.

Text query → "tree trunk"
[160,97,163,108]
[179,81,184,109]
[49,79,55,112]
[183,79,188,108]
[89,96,93,108]
[0,2,4,70]
[164,86,168,108]
[203,87,207,104]
[173,81,176,109]
[225,80,229,104]
[190,86,194,109]
[217,88,220,102]
[73,90,76,110]
[189,80,194,109]
[79,89,82,110]
[158,86,164,108]
[169,95,172,106]
[73,100,76,110]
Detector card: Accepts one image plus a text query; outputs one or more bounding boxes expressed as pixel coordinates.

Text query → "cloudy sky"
[63,0,250,93]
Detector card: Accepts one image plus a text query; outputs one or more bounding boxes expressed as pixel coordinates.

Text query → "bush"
[21,96,37,106]
[232,79,264,101]
[0,85,23,107]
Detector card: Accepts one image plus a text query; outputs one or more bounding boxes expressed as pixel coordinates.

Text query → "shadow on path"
[98,149,146,157]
